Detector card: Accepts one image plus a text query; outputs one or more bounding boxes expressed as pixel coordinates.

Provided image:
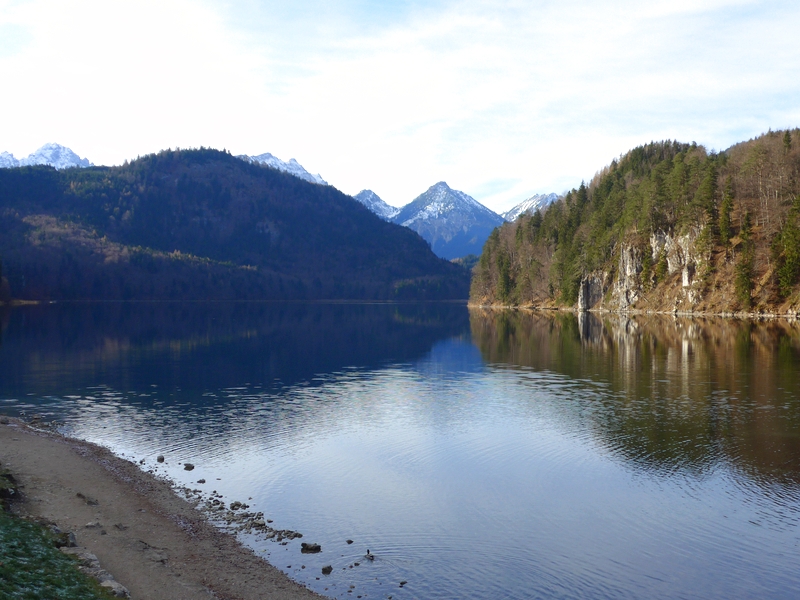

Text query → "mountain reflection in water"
[0,302,470,407]
[471,309,800,491]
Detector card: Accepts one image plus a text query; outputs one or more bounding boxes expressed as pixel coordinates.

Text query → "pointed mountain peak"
[501,192,559,222]
[390,182,504,260]
[352,189,399,221]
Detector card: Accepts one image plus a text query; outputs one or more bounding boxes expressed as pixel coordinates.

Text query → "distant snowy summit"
[391,182,504,260]
[501,192,559,222]
[0,143,93,169]
[352,190,399,221]
[353,182,559,259]
[239,152,327,186]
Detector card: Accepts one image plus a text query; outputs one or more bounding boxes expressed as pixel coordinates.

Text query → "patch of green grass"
[0,510,113,599]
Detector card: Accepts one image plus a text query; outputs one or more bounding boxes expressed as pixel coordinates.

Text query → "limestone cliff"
[470,132,800,316]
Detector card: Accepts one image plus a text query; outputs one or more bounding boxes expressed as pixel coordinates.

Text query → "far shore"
[0,299,43,306]
[0,417,324,600]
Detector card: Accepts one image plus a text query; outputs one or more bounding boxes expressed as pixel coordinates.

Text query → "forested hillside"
[471,130,800,314]
[0,149,469,301]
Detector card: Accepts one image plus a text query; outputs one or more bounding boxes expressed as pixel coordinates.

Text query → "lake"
[1,303,799,599]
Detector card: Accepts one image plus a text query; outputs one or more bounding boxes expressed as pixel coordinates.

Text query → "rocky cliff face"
[578,227,710,312]
[613,244,643,309]
[651,229,709,300]
[577,273,607,311]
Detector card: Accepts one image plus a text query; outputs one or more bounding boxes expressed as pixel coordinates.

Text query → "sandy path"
[0,419,324,600]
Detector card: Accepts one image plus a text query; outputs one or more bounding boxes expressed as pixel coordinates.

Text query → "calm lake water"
[1,303,800,599]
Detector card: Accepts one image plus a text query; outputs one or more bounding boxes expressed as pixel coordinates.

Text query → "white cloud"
[1,0,799,212]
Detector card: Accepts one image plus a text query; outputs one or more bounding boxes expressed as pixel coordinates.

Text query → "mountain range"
[0,148,469,302]
[353,186,559,260]
[0,143,93,169]
[1,143,557,262]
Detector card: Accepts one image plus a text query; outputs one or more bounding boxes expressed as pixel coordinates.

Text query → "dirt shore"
[0,418,324,600]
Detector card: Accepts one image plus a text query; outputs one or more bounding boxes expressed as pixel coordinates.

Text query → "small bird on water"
[365,549,375,561]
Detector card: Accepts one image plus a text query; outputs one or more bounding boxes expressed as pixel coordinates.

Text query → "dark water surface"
[1,303,800,599]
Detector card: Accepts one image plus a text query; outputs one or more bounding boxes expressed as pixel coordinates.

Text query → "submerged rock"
[322,565,333,575]
[300,542,321,554]
[183,463,195,471]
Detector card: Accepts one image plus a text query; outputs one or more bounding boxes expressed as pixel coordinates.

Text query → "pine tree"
[776,198,800,297]
[735,212,754,308]
[719,177,733,246]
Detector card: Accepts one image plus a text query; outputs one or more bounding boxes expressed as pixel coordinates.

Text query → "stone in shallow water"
[183,463,194,471]
[301,542,321,554]
[156,455,165,463]
[322,565,333,575]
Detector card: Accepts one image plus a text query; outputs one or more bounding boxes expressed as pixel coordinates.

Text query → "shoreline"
[467,303,800,320]
[0,417,324,600]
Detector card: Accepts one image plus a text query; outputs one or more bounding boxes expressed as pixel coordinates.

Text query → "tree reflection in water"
[470,309,800,493]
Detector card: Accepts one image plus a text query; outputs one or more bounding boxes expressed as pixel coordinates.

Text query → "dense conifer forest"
[471,130,800,314]
[0,149,469,301]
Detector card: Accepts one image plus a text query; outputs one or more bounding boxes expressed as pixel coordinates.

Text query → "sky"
[1,0,799,213]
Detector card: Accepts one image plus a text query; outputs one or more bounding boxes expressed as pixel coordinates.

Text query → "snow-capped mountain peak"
[0,151,18,168]
[501,192,559,222]
[0,143,93,169]
[395,182,493,227]
[390,181,504,259]
[352,190,399,220]
[239,152,328,186]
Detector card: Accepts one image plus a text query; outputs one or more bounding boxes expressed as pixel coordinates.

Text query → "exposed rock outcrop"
[578,273,608,311]
[572,227,713,312]
[613,245,644,309]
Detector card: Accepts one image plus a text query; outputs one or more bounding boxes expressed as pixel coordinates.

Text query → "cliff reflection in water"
[470,309,800,489]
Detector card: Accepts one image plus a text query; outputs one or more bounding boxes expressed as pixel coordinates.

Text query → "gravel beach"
[0,418,324,600]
